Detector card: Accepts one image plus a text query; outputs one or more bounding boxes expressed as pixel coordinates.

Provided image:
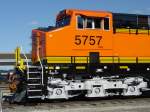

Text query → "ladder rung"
[28,72,41,74]
[27,84,41,86]
[28,90,42,92]
[28,66,40,68]
[28,96,42,98]
[28,78,41,80]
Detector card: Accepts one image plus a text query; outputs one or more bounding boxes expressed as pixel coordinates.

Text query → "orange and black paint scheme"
[12,9,150,101]
[32,9,150,61]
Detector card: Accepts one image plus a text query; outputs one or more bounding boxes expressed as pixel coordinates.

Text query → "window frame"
[85,17,94,29]
[77,16,84,29]
[104,17,110,31]
[94,17,102,29]
[76,15,104,30]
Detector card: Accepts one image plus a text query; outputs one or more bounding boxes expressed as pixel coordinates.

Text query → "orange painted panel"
[31,9,150,62]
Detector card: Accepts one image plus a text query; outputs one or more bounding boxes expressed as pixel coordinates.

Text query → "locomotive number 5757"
[74,35,102,46]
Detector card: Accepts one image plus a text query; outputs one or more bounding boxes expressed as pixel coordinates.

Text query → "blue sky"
[0,0,150,53]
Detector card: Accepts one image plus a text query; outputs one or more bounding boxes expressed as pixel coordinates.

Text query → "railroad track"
[2,97,150,112]
[1,84,150,112]
[0,85,150,112]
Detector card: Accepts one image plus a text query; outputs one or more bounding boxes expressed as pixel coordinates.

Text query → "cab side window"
[86,18,93,28]
[104,18,109,30]
[94,18,102,29]
[77,15,109,30]
[77,16,84,29]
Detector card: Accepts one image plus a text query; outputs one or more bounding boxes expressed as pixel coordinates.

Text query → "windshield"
[56,15,71,28]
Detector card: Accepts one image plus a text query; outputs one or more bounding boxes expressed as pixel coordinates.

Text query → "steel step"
[28,78,41,80]
[28,66,40,68]
[28,71,41,74]
[28,96,42,98]
[27,84,42,86]
[27,74,41,78]
[27,89,42,92]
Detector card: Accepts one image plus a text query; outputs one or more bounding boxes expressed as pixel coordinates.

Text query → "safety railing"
[37,48,44,85]
[45,56,150,64]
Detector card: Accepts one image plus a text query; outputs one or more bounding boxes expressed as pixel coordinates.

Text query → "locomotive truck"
[11,9,150,102]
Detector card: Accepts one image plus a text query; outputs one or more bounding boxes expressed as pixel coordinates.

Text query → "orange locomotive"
[12,9,150,103]
[32,9,150,62]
